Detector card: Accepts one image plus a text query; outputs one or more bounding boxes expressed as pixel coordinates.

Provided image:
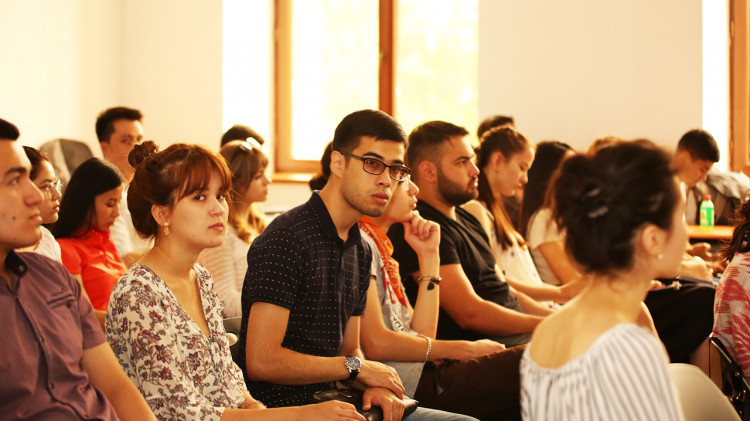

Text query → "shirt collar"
[309,191,362,245]
[4,251,28,276]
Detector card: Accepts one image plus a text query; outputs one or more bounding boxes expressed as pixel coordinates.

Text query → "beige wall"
[479,0,703,152]
[2,0,707,210]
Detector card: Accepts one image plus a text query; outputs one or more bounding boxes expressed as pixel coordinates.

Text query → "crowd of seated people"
[2,104,748,421]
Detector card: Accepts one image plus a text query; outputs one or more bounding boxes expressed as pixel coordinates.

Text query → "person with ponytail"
[53,158,126,327]
[198,138,270,318]
[520,141,685,420]
[713,194,750,380]
[106,141,363,421]
[463,128,579,304]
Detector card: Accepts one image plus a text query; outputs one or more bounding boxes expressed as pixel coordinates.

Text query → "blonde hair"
[219,140,269,243]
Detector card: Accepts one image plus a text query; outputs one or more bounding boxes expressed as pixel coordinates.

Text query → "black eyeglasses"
[341,152,411,182]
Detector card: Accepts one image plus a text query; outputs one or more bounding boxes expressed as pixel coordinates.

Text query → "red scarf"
[359,217,408,306]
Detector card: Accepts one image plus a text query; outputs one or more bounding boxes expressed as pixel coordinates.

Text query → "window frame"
[730,0,750,173]
[273,0,395,179]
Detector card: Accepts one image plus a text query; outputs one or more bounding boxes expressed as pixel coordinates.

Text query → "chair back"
[223,317,243,365]
[710,336,750,420]
[668,363,740,421]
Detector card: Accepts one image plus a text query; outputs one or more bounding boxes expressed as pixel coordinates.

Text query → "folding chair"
[710,336,750,420]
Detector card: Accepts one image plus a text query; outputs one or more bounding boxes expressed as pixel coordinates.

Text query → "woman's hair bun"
[129,140,159,167]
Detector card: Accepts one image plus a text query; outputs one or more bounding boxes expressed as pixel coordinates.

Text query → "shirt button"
[18,265,25,271]
[38,335,44,342]
[48,382,54,390]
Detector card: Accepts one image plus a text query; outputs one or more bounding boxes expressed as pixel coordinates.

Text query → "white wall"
[2,0,709,210]
[120,0,223,149]
[0,0,121,151]
[479,0,703,152]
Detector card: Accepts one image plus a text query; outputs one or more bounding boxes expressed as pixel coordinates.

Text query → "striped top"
[520,323,684,421]
[713,252,750,379]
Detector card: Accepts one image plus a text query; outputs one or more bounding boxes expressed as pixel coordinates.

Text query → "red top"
[57,230,127,310]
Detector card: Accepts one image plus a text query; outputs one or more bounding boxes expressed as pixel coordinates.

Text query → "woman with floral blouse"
[106,141,364,421]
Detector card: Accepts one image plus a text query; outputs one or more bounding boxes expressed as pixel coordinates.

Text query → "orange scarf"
[359,217,408,306]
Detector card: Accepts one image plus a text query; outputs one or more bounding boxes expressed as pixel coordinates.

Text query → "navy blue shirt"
[238,192,371,407]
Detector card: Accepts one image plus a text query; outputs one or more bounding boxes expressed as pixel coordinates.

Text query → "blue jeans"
[404,407,479,421]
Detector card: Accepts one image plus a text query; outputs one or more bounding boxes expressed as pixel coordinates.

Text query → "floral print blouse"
[106,263,246,421]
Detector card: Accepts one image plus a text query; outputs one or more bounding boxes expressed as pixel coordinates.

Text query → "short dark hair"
[676,129,720,162]
[95,107,143,144]
[406,121,469,177]
[331,109,406,155]
[553,140,678,275]
[0,118,20,141]
[23,146,51,181]
[220,124,266,148]
[52,158,124,239]
[128,141,231,239]
[477,115,515,139]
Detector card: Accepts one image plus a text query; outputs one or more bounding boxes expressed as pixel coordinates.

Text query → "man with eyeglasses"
[238,110,475,421]
[0,118,156,420]
[95,106,148,265]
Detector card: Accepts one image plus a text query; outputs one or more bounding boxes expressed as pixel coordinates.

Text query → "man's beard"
[437,167,478,207]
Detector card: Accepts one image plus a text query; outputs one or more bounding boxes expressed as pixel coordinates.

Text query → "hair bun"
[129,140,159,167]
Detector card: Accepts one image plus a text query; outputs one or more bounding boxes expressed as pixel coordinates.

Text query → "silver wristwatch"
[344,355,361,380]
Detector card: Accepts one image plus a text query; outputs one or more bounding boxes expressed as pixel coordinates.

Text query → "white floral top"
[106,263,246,421]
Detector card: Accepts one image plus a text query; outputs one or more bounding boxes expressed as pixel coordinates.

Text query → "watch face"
[345,356,361,371]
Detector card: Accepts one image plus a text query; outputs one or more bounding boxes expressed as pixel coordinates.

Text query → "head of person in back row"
[476,115,515,140]
[671,128,720,188]
[96,106,144,182]
[220,123,266,148]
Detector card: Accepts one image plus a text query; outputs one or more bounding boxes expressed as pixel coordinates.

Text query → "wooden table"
[688,225,734,241]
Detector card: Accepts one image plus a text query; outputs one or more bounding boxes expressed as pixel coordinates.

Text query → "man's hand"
[402,211,440,257]
[357,361,404,398]
[362,387,405,421]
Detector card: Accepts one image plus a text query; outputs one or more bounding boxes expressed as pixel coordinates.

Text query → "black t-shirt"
[389,200,520,341]
[238,192,370,407]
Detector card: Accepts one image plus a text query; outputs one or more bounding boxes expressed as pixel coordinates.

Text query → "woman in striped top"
[520,140,686,420]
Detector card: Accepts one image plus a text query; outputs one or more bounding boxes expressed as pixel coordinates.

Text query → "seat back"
[668,363,741,421]
[39,138,94,192]
[710,336,750,420]
[223,317,243,365]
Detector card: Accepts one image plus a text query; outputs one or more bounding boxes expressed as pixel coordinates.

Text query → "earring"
[164,222,170,236]
[657,253,663,261]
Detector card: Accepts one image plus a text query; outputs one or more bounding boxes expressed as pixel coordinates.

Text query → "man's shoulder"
[16,251,70,278]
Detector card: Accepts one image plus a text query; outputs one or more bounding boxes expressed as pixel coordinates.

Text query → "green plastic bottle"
[699,194,714,228]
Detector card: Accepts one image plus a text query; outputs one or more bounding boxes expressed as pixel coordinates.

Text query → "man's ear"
[418,161,438,183]
[100,141,111,160]
[330,150,346,179]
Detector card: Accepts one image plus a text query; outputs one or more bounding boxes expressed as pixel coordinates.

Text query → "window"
[274,0,478,176]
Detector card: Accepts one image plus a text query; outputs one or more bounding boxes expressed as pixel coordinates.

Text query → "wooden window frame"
[730,0,750,173]
[273,0,395,181]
